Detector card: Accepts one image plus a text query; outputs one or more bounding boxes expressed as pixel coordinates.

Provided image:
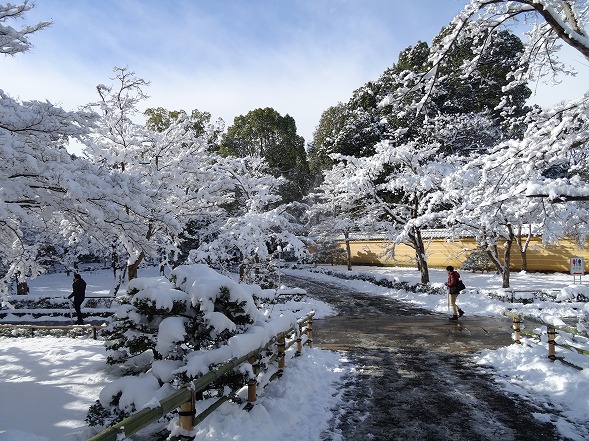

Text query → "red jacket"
[447,271,461,293]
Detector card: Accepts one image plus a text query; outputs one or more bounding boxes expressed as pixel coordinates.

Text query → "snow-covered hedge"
[305,266,445,295]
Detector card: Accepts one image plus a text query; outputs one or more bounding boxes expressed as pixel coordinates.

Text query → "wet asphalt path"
[283,275,567,441]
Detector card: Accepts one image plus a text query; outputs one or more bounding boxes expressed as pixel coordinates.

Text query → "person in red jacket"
[446,266,464,321]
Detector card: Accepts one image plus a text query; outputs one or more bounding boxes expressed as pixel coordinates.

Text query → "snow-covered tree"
[406,1,589,286]
[80,69,308,289]
[440,148,540,287]
[323,1,589,289]
[437,99,589,287]
[382,1,587,113]
[307,179,366,271]
[436,1,589,71]
[81,68,227,283]
[310,27,529,181]
[0,73,180,294]
[2,8,171,290]
[308,101,385,179]
[309,213,357,271]
[0,2,108,292]
[191,156,307,287]
[308,25,530,282]
[220,107,311,203]
[103,265,259,367]
[1,94,82,266]
[386,1,589,195]
[144,106,225,153]
[317,139,454,283]
[82,67,157,283]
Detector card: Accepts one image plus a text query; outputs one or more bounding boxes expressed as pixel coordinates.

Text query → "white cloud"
[2,0,586,149]
[4,0,430,144]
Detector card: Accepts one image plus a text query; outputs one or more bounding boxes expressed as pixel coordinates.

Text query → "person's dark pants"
[73,301,84,324]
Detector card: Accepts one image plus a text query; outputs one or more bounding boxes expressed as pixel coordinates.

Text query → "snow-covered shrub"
[579,303,589,336]
[315,238,347,265]
[103,264,260,367]
[237,256,279,288]
[307,267,445,295]
[558,285,589,303]
[5,296,70,310]
[460,249,496,273]
[90,264,265,426]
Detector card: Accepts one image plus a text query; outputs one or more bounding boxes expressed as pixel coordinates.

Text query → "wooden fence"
[88,312,314,441]
[504,311,589,370]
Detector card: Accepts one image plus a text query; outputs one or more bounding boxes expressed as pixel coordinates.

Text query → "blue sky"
[2,0,588,146]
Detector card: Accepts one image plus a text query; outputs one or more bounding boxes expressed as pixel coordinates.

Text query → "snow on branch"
[384,0,589,115]
[0,1,51,55]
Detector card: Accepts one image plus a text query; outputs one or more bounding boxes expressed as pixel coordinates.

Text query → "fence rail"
[88,312,314,441]
[503,311,589,369]
[0,323,106,339]
[0,295,116,323]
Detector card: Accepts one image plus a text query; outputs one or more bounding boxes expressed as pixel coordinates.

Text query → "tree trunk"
[501,267,510,288]
[17,280,29,295]
[412,228,430,284]
[344,231,352,271]
[515,224,532,272]
[127,224,153,281]
[112,249,118,279]
[486,230,515,289]
[486,245,512,288]
[127,251,146,281]
[238,251,246,282]
[486,244,507,287]
[127,261,139,281]
[520,248,528,272]
[502,230,514,289]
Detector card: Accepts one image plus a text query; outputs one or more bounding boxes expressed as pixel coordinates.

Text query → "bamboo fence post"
[247,355,257,404]
[277,336,286,370]
[512,315,521,344]
[307,316,313,348]
[178,389,196,441]
[547,326,557,361]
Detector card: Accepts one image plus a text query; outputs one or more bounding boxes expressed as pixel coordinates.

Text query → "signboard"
[570,257,585,275]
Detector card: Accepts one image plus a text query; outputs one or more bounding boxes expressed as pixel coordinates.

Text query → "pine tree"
[90,265,259,426]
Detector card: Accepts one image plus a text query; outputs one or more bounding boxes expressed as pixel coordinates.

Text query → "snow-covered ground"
[1,265,589,440]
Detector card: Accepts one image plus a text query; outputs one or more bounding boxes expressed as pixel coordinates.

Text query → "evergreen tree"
[310,28,531,177]
[308,100,384,178]
[191,156,307,287]
[220,107,311,203]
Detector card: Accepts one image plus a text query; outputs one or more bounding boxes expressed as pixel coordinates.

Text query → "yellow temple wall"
[342,237,589,272]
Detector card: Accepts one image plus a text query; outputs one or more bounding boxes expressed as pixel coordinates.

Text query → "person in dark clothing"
[446,265,464,321]
[68,273,86,324]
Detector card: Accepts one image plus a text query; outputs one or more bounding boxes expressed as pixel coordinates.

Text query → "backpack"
[456,279,466,291]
